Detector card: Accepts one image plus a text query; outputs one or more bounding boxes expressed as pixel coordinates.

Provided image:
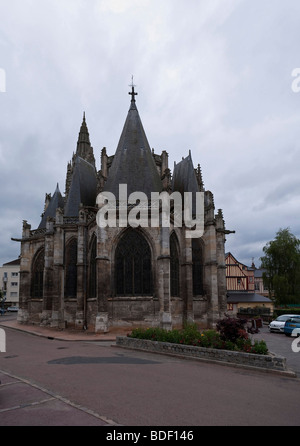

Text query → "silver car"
[269,314,299,333]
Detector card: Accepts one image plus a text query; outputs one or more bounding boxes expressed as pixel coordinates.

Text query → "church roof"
[172,151,200,214]
[38,184,65,228]
[103,87,162,200]
[64,156,97,217]
[172,151,199,195]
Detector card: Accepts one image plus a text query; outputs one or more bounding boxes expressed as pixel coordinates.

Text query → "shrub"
[128,322,268,354]
[251,340,268,355]
[216,316,248,343]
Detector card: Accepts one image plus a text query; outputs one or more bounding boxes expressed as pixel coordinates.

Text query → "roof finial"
[128,75,138,102]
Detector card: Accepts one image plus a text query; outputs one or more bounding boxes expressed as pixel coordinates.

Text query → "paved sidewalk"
[0,369,120,426]
[0,320,127,425]
[0,319,130,342]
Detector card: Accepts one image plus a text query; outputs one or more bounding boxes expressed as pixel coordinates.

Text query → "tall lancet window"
[65,238,77,298]
[170,232,180,297]
[192,238,203,296]
[31,249,45,298]
[89,236,97,298]
[115,229,152,296]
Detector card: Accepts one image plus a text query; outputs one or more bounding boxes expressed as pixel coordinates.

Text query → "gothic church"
[14,86,229,332]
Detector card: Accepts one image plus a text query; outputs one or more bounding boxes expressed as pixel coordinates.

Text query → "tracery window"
[65,239,77,298]
[115,229,152,296]
[31,248,44,299]
[170,232,180,297]
[192,238,203,295]
[89,236,97,298]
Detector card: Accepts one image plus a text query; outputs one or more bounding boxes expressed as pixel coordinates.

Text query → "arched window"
[31,249,44,298]
[65,239,77,298]
[115,229,152,296]
[170,232,180,297]
[89,236,97,298]
[192,238,203,295]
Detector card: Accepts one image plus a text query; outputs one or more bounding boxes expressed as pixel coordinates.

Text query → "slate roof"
[64,156,97,217]
[3,258,21,266]
[227,291,272,303]
[38,184,65,228]
[172,151,199,213]
[103,97,163,200]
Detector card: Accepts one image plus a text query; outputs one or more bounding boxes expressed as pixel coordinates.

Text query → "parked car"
[284,316,300,337]
[0,308,6,315]
[269,314,299,333]
[7,306,19,312]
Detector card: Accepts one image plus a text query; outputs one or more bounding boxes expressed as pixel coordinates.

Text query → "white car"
[269,314,299,333]
[7,306,19,312]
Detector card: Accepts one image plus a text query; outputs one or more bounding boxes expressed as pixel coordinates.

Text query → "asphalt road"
[0,322,300,427]
[252,325,300,377]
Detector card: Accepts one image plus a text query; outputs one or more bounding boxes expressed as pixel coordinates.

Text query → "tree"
[260,228,300,305]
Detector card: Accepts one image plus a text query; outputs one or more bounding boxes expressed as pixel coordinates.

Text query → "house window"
[115,229,152,296]
[11,272,18,277]
[170,232,180,297]
[11,282,18,287]
[65,239,77,298]
[31,249,45,299]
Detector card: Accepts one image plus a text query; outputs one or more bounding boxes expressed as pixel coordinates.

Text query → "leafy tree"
[260,228,300,305]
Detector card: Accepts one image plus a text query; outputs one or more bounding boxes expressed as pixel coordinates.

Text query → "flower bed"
[116,335,290,373]
[126,324,269,355]
[116,321,295,375]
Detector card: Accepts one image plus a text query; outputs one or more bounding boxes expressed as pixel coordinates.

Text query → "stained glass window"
[89,236,97,298]
[31,248,44,298]
[115,229,152,296]
[192,238,203,295]
[65,239,77,298]
[170,232,180,297]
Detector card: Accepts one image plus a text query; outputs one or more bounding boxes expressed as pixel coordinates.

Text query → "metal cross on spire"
[128,75,138,102]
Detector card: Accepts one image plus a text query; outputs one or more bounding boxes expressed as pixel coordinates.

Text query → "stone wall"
[116,336,294,375]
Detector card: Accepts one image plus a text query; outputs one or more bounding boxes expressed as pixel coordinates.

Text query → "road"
[0,320,300,427]
[252,325,300,376]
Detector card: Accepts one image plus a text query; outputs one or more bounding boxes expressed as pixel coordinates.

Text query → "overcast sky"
[0,0,300,268]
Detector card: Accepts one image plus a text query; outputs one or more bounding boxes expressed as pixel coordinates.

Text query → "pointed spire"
[77,111,90,146]
[103,84,162,199]
[196,163,204,191]
[76,112,96,167]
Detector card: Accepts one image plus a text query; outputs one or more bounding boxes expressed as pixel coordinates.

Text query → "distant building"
[225,253,273,315]
[225,252,255,292]
[0,258,20,305]
[254,267,269,297]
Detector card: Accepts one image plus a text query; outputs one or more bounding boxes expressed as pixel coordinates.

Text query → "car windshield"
[276,316,292,321]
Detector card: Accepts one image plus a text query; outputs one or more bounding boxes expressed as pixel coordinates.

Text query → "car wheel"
[285,333,291,337]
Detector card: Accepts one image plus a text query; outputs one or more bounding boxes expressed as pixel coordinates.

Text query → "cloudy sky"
[0,0,300,267]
